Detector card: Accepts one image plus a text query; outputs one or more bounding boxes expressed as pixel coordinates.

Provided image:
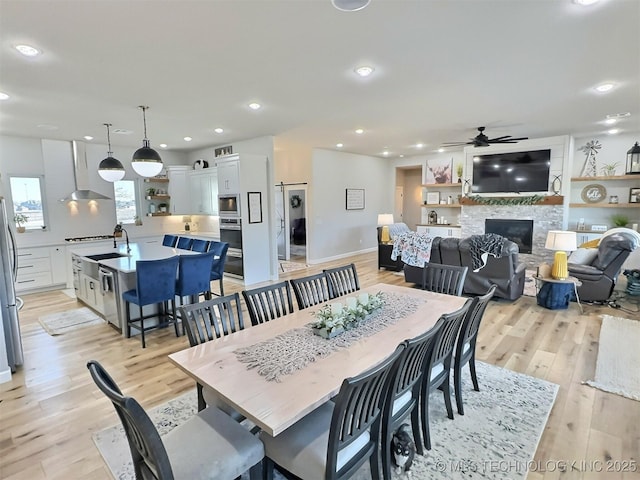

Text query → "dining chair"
[190,238,209,253]
[324,263,360,299]
[453,284,496,415]
[420,297,473,450]
[290,272,331,310]
[162,234,178,247]
[206,241,229,298]
[176,236,193,250]
[380,325,442,480]
[174,251,216,328]
[259,344,405,480]
[421,263,468,296]
[122,256,179,348]
[86,360,264,480]
[179,293,246,414]
[241,280,294,326]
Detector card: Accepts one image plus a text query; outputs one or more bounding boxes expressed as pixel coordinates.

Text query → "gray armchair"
[568,232,638,302]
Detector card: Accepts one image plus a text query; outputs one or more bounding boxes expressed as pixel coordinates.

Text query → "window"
[114,180,139,225]
[9,176,47,231]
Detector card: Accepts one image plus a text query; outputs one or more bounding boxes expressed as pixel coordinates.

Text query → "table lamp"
[545,230,577,280]
[377,213,394,243]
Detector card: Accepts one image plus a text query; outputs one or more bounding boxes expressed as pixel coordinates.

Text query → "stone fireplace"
[460,204,563,268]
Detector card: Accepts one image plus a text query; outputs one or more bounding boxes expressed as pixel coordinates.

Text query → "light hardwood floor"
[1,252,638,479]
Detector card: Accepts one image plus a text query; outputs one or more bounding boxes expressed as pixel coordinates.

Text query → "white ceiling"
[1,0,638,158]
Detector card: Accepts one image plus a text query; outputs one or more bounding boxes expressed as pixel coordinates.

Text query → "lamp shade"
[377,213,394,226]
[98,156,125,182]
[545,230,577,251]
[132,106,163,177]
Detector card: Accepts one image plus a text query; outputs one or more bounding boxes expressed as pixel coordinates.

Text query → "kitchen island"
[69,242,198,337]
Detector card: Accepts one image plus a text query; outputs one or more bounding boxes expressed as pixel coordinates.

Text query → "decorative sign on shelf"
[580,184,606,203]
[214,145,233,157]
[345,188,365,210]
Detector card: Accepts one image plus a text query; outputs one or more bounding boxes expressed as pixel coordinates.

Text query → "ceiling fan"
[442,126,528,147]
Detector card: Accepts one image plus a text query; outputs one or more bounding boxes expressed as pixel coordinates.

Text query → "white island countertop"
[71,242,198,274]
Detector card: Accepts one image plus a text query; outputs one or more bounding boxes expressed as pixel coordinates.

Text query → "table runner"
[234,292,425,382]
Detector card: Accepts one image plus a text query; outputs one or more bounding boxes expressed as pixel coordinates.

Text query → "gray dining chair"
[421,263,468,296]
[87,360,264,480]
[242,280,294,326]
[324,263,360,299]
[290,272,331,310]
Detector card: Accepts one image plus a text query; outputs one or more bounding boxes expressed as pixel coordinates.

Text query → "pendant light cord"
[103,123,113,155]
[139,105,149,141]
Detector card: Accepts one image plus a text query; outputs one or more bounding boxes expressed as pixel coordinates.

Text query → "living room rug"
[38,307,104,335]
[523,269,537,297]
[279,260,309,273]
[93,362,558,480]
[585,314,640,401]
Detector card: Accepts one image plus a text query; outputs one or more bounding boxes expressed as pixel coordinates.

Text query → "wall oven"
[219,218,243,278]
[218,194,241,218]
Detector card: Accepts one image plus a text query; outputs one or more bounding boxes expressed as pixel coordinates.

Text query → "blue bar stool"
[175,251,216,319]
[176,237,193,250]
[122,256,179,348]
[190,238,209,253]
[162,234,178,247]
[206,241,229,298]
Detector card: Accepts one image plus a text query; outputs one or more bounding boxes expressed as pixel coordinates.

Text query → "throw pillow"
[569,248,599,265]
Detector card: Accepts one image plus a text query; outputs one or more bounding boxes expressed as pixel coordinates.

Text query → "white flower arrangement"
[312,292,384,334]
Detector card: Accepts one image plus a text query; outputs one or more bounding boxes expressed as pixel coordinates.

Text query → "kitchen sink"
[85,252,128,261]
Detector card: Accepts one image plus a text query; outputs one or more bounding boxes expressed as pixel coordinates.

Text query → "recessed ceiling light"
[159,144,168,148]
[184,136,192,142]
[37,124,58,130]
[83,136,93,141]
[248,102,261,110]
[355,128,364,134]
[595,82,614,93]
[332,0,371,12]
[607,128,620,135]
[354,65,374,77]
[606,112,631,119]
[382,150,390,156]
[572,0,599,5]
[336,143,344,148]
[214,128,224,134]
[437,148,445,153]
[399,155,404,158]
[0,92,9,100]
[416,143,424,149]
[604,118,617,125]
[15,44,41,57]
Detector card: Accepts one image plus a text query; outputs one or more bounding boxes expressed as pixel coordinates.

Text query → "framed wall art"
[345,188,365,210]
[630,187,640,204]
[247,192,263,223]
[426,191,440,204]
[425,157,452,184]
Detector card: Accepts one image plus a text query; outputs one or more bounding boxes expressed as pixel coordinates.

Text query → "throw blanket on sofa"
[468,233,507,272]
[391,232,433,267]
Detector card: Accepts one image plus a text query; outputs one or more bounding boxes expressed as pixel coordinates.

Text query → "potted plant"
[456,163,464,183]
[611,214,629,227]
[157,202,168,213]
[311,292,385,339]
[600,162,619,176]
[14,213,28,233]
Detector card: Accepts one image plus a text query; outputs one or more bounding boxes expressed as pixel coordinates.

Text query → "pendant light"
[131,105,163,177]
[98,123,125,182]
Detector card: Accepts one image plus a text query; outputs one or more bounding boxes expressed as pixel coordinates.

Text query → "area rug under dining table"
[93,361,558,480]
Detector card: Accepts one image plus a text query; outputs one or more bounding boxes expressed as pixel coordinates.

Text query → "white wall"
[309,149,393,262]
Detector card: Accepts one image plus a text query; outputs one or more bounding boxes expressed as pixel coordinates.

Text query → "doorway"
[274,184,307,263]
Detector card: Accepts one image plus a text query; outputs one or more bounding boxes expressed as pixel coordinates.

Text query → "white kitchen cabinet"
[15,247,53,293]
[167,166,191,215]
[50,245,67,285]
[189,170,219,215]
[216,157,240,193]
[81,273,104,314]
[416,225,462,239]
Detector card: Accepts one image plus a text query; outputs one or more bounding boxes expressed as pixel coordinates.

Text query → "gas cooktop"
[64,235,114,243]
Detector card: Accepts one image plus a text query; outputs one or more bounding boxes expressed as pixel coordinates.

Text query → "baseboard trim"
[308,247,377,265]
[0,367,12,384]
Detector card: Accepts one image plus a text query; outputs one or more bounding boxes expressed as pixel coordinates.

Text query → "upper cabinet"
[166,166,191,215]
[216,156,240,193]
[189,169,218,215]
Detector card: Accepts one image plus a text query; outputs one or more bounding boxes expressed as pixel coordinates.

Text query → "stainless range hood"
[64,141,111,201]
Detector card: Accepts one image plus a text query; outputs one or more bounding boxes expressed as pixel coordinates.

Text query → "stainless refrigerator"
[0,196,23,372]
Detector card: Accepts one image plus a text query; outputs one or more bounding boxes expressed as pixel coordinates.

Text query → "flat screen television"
[471,149,551,194]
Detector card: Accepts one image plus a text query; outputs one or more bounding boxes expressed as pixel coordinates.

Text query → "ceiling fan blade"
[498,136,528,142]
[486,135,512,142]
[491,140,520,143]
[441,141,472,146]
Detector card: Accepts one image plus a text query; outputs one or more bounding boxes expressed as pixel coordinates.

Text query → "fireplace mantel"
[459,195,563,206]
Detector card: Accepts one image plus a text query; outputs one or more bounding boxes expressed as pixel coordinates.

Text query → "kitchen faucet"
[113,224,130,253]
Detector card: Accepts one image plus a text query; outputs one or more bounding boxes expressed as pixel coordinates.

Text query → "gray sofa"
[404,236,526,300]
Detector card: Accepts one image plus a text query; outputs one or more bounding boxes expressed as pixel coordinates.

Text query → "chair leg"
[454,363,465,416]
[219,278,224,296]
[171,298,179,337]
[125,301,131,338]
[411,405,424,456]
[139,305,145,348]
[370,443,382,480]
[262,457,274,480]
[248,460,263,480]
[440,377,454,420]
[196,383,206,412]
[381,418,392,480]
[469,357,480,391]
[420,388,432,451]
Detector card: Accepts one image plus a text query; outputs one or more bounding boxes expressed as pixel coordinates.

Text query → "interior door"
[274,185,289,260]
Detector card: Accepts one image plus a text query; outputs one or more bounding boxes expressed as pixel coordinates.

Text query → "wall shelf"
[146,212,171,217]
[422,183,461,188]
[569,203,636,208]
[571,175,638,181]
[144,177,169,183]
[145,195,171,200]
[420,204,460,208]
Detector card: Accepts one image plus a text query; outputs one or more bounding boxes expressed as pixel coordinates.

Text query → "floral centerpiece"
[311,292,384,339]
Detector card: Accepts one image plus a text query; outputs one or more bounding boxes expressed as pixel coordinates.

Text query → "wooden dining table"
[168,282,467,436]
